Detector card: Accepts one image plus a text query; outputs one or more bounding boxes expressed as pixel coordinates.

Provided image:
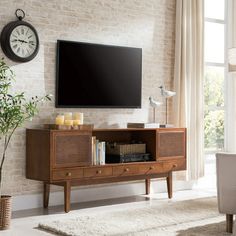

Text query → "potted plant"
[0,59,51,230]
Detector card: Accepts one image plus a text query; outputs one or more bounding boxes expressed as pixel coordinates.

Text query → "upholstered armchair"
[216,153,236,233]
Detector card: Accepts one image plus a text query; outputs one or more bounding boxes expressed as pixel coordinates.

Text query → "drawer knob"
[96,170,102,174]
[66,172,72,177]
[124,168,129,172]
[149,166,154,170]
[173,164,177,168]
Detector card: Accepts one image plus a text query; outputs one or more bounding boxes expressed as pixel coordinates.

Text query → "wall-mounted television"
[56,40,142,108]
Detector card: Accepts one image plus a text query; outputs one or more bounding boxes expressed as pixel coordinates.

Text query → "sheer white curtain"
[173,0,204,180]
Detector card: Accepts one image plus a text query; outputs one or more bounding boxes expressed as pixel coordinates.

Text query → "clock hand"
[18,39,28,43]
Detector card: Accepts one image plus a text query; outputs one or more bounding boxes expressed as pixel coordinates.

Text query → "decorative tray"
[44,124,94,130]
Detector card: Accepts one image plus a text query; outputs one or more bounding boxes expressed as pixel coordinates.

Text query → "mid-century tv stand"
[26,128,186,212]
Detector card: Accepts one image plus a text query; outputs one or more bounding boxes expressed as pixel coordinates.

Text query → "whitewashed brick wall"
[0,0,176,196]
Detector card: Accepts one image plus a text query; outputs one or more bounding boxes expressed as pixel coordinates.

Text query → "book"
[91,136,96,165]
[91,137,106,165]
[159,124,174,128]
[95,139,99,165]
[127,123,160,128]
[101,142,106,165]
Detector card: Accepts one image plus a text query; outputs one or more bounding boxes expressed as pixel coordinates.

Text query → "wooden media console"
[26,128,186,212]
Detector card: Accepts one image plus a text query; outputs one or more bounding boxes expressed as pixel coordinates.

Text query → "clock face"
[0,20,39,62]
[9,25,37,58]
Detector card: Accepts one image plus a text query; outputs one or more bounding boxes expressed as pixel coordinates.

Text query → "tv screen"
[56,40,142,108]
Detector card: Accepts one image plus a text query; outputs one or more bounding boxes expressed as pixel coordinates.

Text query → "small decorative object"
[159,85,176,126]
[73,112,83,124]
[55,115,64,125]
[0,9,39,62]
[0,59,51,230]
[44,124,94,131]
[149,97,162,123]
[228,47,236,72]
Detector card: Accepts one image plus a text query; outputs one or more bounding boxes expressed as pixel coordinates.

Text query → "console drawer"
[163,159,186,172]
[113,163,165,176]
[52,168,83,180]
[84,167,112,178]
[139,163,164,174]
[113,165,140,176]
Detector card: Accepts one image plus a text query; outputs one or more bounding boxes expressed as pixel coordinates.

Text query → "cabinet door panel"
[53,131,91,168]
[157,131,186,159]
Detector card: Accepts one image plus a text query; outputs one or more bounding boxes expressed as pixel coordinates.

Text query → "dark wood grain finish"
[26,129,51,181]
[145,179,150,195]
[163,159,186,172]
[64,181,71,213]
[53,131,92,168]
[58,173,170,186]
[226,214,233,233]
[84,166,113,178]
[167,172,172,199]
[157,130,186,158]
[52,168,83,180]
[92,130,132,143]
[43,183,50,208]
[26,128,186,212]
[139,163,164,174]
[113,165,140,176]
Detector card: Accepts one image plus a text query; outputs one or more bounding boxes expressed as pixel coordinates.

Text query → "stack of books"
[91,137,105,165]
[127,123,160,128]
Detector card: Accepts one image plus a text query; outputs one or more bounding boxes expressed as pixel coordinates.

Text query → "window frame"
[204,0,227,151]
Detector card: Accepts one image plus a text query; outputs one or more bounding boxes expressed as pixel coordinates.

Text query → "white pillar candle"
[73,112,84,124]
[64,112,72,120]
[73,120,81,125]
[55,115,64,125]
[64,120,73,126]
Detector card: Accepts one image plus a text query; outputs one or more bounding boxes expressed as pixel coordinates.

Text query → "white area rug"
[38,197,229,236]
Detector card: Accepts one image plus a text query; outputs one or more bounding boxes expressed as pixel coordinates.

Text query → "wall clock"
[0,9,39,62]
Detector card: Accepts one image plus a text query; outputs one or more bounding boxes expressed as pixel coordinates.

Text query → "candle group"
[55,112,84,126]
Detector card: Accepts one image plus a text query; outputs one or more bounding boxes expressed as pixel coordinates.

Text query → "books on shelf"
[92,136,105,165]
[127,123,160,128]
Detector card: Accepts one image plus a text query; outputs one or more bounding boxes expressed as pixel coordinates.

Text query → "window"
[200,0,227,188]
[204,0,226,152]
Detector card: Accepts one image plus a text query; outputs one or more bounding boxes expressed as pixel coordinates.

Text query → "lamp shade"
[228,48,236,72]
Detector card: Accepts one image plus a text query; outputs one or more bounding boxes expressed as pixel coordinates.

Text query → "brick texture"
[0,0,176,195]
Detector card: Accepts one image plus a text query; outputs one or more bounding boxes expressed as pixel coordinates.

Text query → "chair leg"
[226,214,233,233]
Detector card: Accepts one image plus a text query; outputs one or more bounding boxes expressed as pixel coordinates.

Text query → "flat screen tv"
[56,40,142,108]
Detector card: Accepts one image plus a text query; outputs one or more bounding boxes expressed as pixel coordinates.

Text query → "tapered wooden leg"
[145,179,150,195]
[43,183,50,208]
[226,214,233,233]
[64,181,71,213]
[167,172,172,199]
